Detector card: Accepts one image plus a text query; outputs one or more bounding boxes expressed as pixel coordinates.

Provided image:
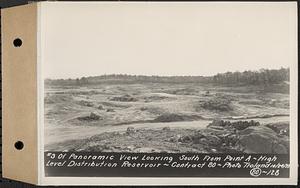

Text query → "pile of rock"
[126,126,136,134]
[162,127,171,131]
[153,113,202,123]
[239,126,289,154]
[166,119,290,154]
[110,94,138,102]
[171,131,225,148]
[154,114,185,122]
[106,108,115,112]
[206,119,289,154]
[265,121,289,136]
[143,95,169,102]
[78,100,94,107]
[208,120,260,130]
[77,112,102,121]
[200,96,233,111]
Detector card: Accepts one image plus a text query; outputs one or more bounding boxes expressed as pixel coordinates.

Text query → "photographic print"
[38,2,297,183]
[44,3,292,155]
[3,1,295,185]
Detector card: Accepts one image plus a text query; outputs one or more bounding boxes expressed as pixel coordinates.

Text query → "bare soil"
[44,83,290,153]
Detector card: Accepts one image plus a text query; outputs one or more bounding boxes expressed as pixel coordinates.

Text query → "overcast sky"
[41,2,297,79]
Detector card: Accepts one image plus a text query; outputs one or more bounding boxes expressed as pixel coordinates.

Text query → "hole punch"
[13,38,22,47]
[14,141,24,150]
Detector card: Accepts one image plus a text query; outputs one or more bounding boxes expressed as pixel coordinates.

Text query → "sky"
[41,2,297,79]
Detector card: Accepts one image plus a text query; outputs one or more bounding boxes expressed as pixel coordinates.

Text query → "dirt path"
[44,116,289,146]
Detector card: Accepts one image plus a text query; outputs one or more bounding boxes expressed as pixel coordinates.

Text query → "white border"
[38,1,298,185]
[37,2,45,185]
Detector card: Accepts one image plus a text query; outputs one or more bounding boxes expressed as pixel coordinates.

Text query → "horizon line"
[44,67,290,80]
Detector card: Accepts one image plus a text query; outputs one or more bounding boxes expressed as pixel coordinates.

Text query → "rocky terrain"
[44,82,290,153]
[46,120,289,154]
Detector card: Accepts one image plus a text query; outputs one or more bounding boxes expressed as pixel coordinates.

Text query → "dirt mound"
[154,114,184,122]
[197,134,222,146]
[162,127,171,131]
[265,121,289,136]
[168,129,241,153]
[198,96,233,112]
[100,102,130,108]
[55,128,214,153]
[126,126,136,134]
[153,113,203,122]
[140,106,165,115]
[77,112,102,121]
[110,94,138,102]
[205,120,289,153]
[49,124,289,154]
[164,88,198,95]
[143,95,170,102]
[44,94,72,104]
[68,90,100,95]
[106,109,115,112]
[208,120,260,130]
[77,100,94,107]
[239,126,289,154]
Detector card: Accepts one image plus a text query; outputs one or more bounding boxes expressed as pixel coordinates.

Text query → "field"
[44,82,290,153]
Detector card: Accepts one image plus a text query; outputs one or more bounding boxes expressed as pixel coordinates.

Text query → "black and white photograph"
[43,2,294,156]
[0,1,297,185]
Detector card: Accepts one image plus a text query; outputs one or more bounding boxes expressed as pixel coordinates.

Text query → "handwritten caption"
[44,152,289,177]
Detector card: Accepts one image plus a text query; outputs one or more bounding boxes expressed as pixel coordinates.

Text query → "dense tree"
[45,68,289,86]
[212,68,289,85]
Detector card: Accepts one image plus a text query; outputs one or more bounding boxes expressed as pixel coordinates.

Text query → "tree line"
[212,68,289,85]
[45,68,289,86]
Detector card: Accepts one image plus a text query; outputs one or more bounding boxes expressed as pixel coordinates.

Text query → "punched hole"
[14,141,24,150]
[13,38,22,47]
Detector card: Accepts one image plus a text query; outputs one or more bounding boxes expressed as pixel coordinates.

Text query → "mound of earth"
[110,94,138,102]
[51,124,246,153]
[265,121,289,136]
[45,95,290,154]
[77,112,102,121]
[164,88,198,95]
[143,95,170,102]
[50,127,223,153]
[48,119,289,154]
[139,106,165,115]
[207,120,289,154]
[44,94,72,104]
[239,126,289,154]
[100,102,130,108]
[152,113,203,122]
[198,96,233,112]
[208,120,260,130]
[77,100,94,107]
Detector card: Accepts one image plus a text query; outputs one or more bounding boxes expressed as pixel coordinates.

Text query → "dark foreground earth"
[44,82,290,153]
[46,120,289,154]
